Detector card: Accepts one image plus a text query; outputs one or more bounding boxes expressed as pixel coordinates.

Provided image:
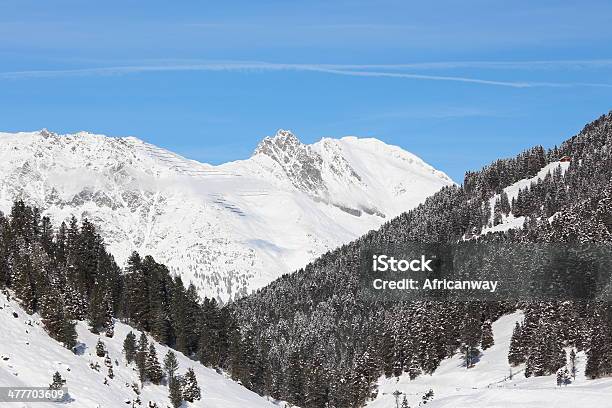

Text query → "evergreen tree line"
[0,201,230,373]
[122,332,201,407]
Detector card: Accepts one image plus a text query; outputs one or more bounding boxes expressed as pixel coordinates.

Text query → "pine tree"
[304,349,329,408]
[12,246,37,314]
[556,367,571,386]
[182,367,201,402]
[135,333,149,382]
[104,353,112,367]
[145,343,164,385]
[123,331,137,364]
[406,354,421,380]
[87,286,106,334]
[500,191,511,214]
[481,319,494,350]
[508,322,525,366]
[49,371,65,390]
[40,291,77,350]
[493,198,503,226]
[96,339,106,357]
[168,376,183,408]
[422,389,434,404]
[102,294,115,338]
[163,350,179,382]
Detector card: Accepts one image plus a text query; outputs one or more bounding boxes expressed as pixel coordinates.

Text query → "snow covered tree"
[102,294,115,338]
[145,343,164,385]
[168,377,183,408]
[49,371,65,390]
[481,319,494,350]
[135,333,149,382]
[182,367,201,402]
[96,338,106,357]
[123,331,137,364]
[493,198,503,226]
[88,287,110,334]
[406,355,421,380]
[508,322,525,366]
[40,291,77,351]
[500,191,511,214]
[104,353,112,367]
[556,367,571,386]
[422,389,434,404]
[163,350,179,382]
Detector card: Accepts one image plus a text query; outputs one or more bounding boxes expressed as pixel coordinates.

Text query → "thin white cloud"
[1,61,611,88]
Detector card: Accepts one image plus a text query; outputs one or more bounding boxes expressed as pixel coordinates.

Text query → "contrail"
[1,61,611,88]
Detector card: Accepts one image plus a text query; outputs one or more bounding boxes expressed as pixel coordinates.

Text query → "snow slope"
[463,161,571,239]
[0,292,279,408]
[0,129,453,301]
[368,311,612,408]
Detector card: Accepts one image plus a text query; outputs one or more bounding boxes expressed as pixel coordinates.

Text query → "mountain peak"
[39,128,56,138]
[253,129,300,157]
[274,128,297,141]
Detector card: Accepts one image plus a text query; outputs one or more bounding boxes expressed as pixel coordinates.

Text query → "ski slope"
[368,311,612,408]
[0,292,278,408]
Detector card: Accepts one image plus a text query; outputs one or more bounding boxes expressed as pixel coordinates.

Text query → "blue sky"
[1,1,611,182]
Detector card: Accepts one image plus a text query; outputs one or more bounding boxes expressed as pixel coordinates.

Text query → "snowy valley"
[369,311,612,408]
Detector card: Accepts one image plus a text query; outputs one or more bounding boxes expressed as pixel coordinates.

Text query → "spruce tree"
[123,331,137,364]
[163,350,179,382]
[508,322,525,366]
[135,333,149,382]
[481,319,494,350]
[40,291,77,350]
[49,371,65,390]
[500,191,511,214]
[145,343,164,385]
[407,355,421,380]
[12,250,37,313]
[182,367,201,402]
[87,286,106,334]
[96,339,106,357]
[168,376,183,408]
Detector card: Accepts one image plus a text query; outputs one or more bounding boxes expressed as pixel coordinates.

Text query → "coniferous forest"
[2,112,612,407]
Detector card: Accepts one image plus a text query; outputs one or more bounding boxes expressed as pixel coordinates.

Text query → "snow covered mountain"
[0,129,453,301]
[0,292,280,408]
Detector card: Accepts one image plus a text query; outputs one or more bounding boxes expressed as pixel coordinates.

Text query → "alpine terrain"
[0,129,452,301]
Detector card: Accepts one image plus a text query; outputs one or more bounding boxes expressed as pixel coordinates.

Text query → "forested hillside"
[0,202,234,406]
[226,112,612,407]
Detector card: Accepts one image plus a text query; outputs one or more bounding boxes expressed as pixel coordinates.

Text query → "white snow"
[477,161,570,238]
[0,292,279,408]
[367,311,612,408]
[0,129,453,301]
